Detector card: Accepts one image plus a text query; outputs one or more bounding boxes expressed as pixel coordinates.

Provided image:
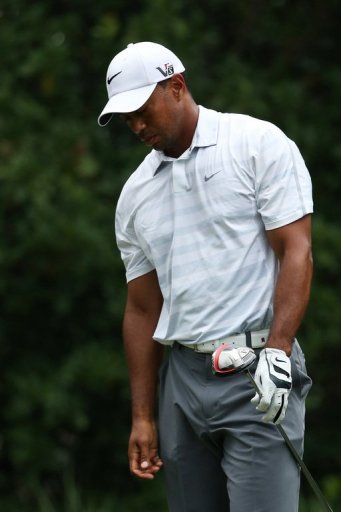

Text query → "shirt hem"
[126,265,155,283]
[263,207,313,231]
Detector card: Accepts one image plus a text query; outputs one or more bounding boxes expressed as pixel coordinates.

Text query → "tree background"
[0,1,340,511]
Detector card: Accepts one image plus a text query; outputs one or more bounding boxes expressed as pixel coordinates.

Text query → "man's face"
[120,78,184,157]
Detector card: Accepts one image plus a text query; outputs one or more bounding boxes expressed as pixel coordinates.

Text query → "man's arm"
[123,269,164,479]
[265,214,313,356]
[250,214,313,423]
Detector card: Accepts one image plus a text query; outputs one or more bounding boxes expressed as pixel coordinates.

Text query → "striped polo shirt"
[115,106,313,345]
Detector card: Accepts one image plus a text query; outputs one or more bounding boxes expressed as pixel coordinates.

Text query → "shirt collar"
[152,105,219,176]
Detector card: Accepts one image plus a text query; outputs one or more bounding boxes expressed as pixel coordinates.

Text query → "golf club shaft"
[246,370,333,512]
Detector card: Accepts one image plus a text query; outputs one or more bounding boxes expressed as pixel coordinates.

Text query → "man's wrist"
[132,411,156,424]
[265,337,294,356]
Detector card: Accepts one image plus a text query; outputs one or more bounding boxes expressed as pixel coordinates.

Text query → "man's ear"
[170,74,186,99]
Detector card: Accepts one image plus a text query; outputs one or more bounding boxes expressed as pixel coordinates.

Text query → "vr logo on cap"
[156,63,174,77]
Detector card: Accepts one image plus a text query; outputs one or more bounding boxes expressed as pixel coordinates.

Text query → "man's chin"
[143,135,160,147]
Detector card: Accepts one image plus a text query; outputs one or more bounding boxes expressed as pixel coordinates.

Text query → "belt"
[177,329,269,353]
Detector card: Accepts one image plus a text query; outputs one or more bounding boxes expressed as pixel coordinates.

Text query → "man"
[98,42,313,511]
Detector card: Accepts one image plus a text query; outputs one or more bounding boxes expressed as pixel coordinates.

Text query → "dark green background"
[0,1,340,510]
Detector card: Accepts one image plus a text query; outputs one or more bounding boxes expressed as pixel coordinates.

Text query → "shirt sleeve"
[254,124,314,230]
[115,203,155,283]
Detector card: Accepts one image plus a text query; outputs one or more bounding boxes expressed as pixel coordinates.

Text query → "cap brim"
[98,83,157,126]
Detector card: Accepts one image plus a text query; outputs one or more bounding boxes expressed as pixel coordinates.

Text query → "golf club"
[213,346,334,512]
[246,370,333,512]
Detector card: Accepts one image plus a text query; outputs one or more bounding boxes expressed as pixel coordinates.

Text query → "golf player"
[98,42,313,511]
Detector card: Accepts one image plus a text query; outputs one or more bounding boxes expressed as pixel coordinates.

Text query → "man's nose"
[130,116,146,135]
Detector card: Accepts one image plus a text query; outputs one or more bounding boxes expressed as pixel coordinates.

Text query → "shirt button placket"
[172,160,189,193]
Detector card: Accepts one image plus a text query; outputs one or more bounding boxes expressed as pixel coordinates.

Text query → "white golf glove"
[251,348,292,424]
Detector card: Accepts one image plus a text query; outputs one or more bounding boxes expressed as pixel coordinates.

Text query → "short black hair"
[158,72,187,89]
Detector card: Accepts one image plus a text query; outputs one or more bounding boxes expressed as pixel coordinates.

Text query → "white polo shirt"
[115,106,313,345]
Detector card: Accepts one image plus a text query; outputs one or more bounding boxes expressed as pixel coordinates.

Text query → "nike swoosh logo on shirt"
[107,71,122,84]
[204,169,222,181]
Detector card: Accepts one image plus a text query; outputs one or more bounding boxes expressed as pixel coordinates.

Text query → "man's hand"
[128,419,163,479]
[251,348,292,424]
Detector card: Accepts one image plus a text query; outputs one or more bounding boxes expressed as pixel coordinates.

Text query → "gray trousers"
[158,341,312,512]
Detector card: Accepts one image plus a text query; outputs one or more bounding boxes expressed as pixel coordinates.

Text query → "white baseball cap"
[98,42,185,126]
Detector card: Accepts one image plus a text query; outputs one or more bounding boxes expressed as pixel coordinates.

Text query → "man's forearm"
[267,246,313,356]
[123,309,164,421]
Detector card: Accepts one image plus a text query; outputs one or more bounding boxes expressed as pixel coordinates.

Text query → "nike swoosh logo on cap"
[107,71,122,84]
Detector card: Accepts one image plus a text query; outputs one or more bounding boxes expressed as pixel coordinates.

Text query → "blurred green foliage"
[0,0,340,510]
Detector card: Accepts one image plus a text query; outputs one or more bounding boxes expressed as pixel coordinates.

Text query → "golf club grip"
[245,370,334,512]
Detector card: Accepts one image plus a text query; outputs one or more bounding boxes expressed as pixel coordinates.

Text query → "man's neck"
[164,103,199,158]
